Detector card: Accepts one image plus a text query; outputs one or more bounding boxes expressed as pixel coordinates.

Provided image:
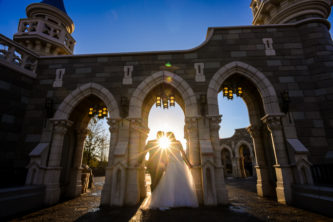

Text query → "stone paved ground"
[9,177,333,222]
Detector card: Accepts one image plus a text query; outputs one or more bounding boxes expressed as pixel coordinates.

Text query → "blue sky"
[1,0,332,140]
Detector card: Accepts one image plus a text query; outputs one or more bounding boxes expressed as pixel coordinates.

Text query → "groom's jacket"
[145,140,167,172]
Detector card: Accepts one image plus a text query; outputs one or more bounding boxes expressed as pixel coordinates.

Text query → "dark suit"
[145,139,166,191]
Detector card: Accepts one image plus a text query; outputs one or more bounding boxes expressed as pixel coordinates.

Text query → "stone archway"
[40,83,120,205]
[126,71,209,204]
[235,140,255,178]
[207,61,294,204]
[54,82,120,119]
[128,70,198,118]
[221,146,233,177]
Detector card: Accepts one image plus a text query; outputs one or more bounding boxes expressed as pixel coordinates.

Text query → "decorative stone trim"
[50,119,73,135]
[129,118,150,135]
[246,125,262,139]
[262,38,276,56]
[107,118,120,133]
[194,63,205,82]
[261,114,284,132]
[0,34,38,78]
[122,65,133,85]
[208,115,222,131]
[185,117,200,131]
[54,82,120,119]
[128,71,198,118]
[53,68,65,88]
[207,61,281,116]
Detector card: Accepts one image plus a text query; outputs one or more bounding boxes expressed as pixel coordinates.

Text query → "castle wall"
[0,66,35,187]
[1,19,332,189]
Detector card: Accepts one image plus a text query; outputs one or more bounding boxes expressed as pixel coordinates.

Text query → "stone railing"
[0,34,38,78]
[17,18,75,53]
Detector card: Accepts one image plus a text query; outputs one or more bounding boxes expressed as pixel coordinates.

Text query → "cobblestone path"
[9,177,332,222]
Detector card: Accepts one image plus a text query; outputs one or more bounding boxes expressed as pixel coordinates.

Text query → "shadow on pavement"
[75,205,264,222]
[75,206,139,222]
[141,206,264,222]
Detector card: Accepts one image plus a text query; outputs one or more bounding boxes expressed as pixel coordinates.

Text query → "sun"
[159,136,171,149]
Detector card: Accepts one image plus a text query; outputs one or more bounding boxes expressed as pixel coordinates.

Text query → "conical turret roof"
[41,0,67,14]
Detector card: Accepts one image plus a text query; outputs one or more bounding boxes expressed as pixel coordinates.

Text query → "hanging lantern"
[156,96,162,107]
[223,86,229,97]
[88,106,108,118]
[162,96,169,109]
[222,84,244,100]
[102,107,108,116]
[98,109,103,119]
[236,87,243,97]
[88,107,94,117]
[169,95,175,107]
[227,89,233,100]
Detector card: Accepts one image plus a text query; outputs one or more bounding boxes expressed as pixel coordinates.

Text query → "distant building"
[219,128,255,178]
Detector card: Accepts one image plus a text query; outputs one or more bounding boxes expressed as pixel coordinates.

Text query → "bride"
[148,132,198,210]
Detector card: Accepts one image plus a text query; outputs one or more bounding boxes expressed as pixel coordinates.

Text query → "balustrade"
[17,18,75,53]
[0,34,38,78]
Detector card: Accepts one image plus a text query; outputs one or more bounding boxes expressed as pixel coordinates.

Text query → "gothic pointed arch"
[207,61,281,116]
[128,71,198,118]
[54,82,120,119]
[235,140,254,158]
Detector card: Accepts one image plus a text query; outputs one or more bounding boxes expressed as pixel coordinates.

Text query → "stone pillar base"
[192,167,203,204]
[255,166,274,197]
[125,168,140,205]
[68,168,83,198]
[43,167,62,205]
[101,167,113,205]
[274,165,293,204]
[44,185,61,205]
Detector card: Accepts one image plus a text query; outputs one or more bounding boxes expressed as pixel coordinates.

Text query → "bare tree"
[83,118,110,167]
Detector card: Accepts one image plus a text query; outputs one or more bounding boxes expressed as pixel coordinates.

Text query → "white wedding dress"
[148,143,198,209]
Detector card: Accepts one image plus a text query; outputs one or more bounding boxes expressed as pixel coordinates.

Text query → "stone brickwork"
[0,0,332,210]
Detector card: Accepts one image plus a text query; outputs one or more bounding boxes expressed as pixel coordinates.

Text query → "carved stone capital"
[261,114,283,132]
[208,115,222,131]
[246,125,262,139]
[51,119,73,135]
[185,117,199,130]
[129,118,150,135]
[107,118,120,133]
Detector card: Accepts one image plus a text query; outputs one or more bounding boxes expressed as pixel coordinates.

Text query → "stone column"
[125,118,143,205]
[44,119,73,205]
[262,114,293,204]
[209,116,228,205]
[101,118,120,205]
[185,117,203,203]
[138,127,149,200]
[247,125,274,198]
[68,128,88,198]
[232,157,240,178]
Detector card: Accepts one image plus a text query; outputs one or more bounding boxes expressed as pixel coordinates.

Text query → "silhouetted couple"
[143,131,198,210]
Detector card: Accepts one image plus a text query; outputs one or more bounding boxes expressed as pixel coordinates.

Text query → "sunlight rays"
[158,136,171,149]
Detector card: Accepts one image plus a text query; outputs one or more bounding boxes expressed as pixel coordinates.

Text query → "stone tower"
[13,0,75,56]
[250,0,333,25]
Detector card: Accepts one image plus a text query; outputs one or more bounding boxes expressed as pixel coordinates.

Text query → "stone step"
[292,184,333,217]
[0,185,45,219]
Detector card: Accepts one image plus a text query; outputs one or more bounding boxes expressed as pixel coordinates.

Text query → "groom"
[144,131,167,191]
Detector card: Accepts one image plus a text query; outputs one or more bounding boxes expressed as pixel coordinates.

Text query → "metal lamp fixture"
[88,106,108,119]
[222,85,244,100]
[156,62,175,109]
